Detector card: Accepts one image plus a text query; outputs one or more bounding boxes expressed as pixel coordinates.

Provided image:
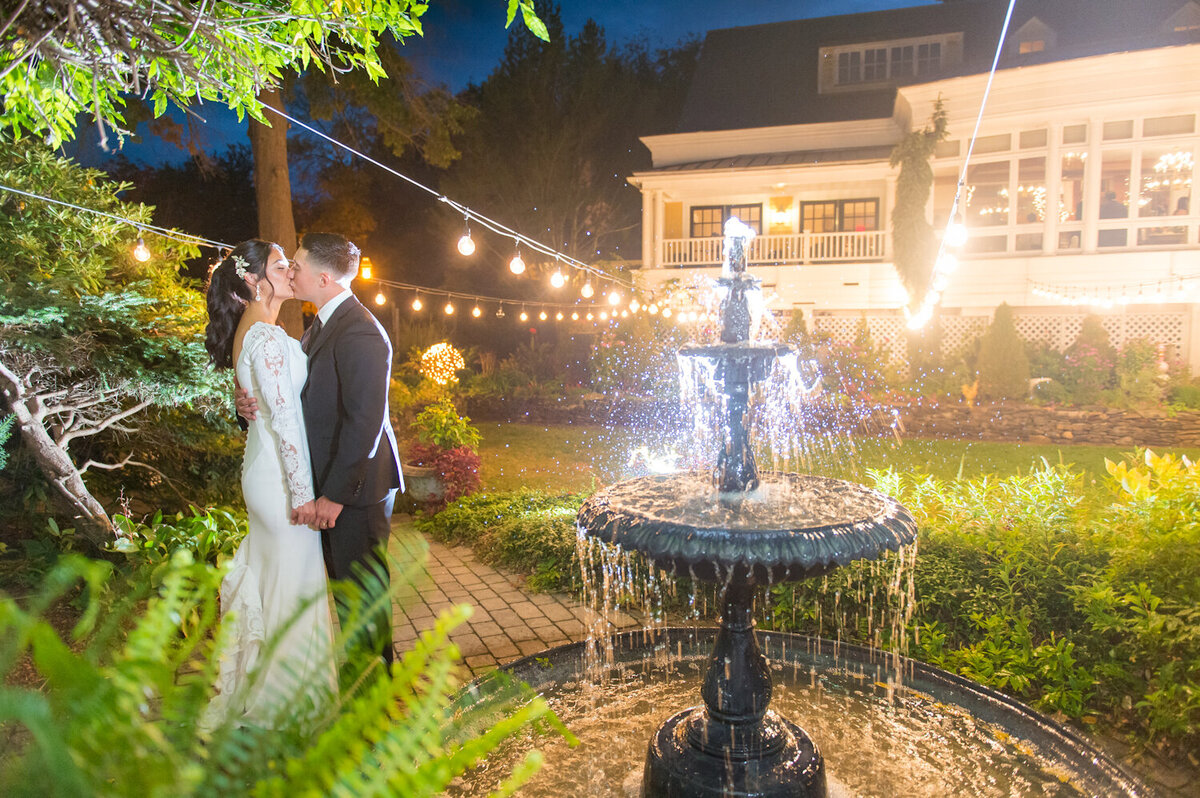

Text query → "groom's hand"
[291,500,317,527]
[234,387,259,422]
[313,496,344,530]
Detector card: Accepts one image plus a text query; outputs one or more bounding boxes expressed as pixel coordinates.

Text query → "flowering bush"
[407,398,482,509]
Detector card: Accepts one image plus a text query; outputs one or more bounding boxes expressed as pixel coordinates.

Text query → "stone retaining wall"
[897,403,1200,448]
[459,396,1200,448]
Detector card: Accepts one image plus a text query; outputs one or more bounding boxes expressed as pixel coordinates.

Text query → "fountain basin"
[454,628,1145,797]
[577,472,918,583]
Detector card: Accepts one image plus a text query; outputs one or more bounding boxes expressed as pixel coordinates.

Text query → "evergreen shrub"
[976,303,1030,400]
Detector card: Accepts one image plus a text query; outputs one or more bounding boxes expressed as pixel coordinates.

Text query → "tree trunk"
[249,87,304,337]
[7,397,113,549]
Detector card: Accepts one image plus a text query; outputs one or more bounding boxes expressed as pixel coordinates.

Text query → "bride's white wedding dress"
[201,322,336,731]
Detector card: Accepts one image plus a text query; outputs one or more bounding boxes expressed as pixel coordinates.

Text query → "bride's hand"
[291,501,317,527]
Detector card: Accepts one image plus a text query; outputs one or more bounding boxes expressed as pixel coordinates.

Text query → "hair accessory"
[233,255,251,280]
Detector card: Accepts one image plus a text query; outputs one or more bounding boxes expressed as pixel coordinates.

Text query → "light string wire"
[907,0,1018,328]
[1031,272,1200,305]
[261,104,634,290]
[0,181,227,250]
[369,275,630,312]
[0,180,639,318]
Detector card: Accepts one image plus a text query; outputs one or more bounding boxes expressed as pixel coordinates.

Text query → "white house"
[630,0,1200,370]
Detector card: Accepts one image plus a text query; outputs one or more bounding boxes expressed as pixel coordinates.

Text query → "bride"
[201,240,336,730]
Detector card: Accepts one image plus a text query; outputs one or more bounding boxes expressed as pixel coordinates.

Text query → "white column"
[1082,117,1102,253]
[1044,123,1061,256]
[641,188,656,270]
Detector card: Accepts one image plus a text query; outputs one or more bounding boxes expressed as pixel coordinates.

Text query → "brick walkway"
[389,518,638,676]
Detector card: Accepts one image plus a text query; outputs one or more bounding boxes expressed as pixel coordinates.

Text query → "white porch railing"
[659,231,887,267]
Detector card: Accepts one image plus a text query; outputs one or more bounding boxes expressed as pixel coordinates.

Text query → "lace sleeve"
[245,324,315,509]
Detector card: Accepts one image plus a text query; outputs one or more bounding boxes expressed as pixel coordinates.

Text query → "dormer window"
[1012,17,1056,56]
[820,33,961,92]
[1164,0,1200,32]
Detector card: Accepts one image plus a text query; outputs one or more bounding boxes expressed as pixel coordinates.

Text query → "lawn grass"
[477,420,1200,493]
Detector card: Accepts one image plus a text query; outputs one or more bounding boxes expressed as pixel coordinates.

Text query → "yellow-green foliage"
[0,547,571,797]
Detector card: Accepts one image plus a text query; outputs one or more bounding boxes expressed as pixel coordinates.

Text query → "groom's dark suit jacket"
[301,295,402,509]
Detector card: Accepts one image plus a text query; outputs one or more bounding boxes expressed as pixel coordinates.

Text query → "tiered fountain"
[577,218,917,797]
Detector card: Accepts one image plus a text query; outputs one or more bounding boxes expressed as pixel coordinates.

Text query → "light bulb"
[571,311,579,320]
[608,291,621,306]
[581,282,594,298]
[586,312,594,320]
[496,306,506,318]
[133,237,151,262]
[599,311,608,321]
[374,292,386,306]
[538,310,547,321]
[444,302,455,315]
[621,309,629,318]
[472,305,482,318]
[629,298,640,312]
[550,270,566,288]
[458,233,476,256]
[556,311,564,321]
[648,303,659,315]
[945,222,968,247]
[519,310,529,322]
[361,265,372,280]
[662,307,672,318]
[412,296,423,311]
[509,252,526,275]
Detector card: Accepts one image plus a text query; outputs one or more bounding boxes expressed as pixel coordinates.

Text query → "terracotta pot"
[402,463,444,503]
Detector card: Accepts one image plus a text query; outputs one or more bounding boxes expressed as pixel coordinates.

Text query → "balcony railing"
[659,231,887,268]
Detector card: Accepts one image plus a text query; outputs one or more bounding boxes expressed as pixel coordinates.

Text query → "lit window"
[1019,40,1045,54]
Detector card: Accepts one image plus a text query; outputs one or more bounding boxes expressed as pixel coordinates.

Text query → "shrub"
[407,442,482,509]
[411,397,481,452]
[416,489,584,592]
[1110,338,1164,407]
[1062,316,1116,403]
[976,303,1030,400]
[1030,378,1068,405]
[1167,380,1200,409]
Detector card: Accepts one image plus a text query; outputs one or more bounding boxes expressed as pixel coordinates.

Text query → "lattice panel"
[815,311,1190,362]
[940,316,989,355]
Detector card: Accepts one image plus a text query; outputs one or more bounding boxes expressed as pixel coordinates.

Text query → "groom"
[240,232,402,666]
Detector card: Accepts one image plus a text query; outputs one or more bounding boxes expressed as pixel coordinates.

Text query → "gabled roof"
[676,0,1200,134]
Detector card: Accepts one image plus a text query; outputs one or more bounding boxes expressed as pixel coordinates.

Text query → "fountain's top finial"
[723,217,756,277]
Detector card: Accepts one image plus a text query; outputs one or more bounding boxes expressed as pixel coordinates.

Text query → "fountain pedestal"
[643,580,826,797]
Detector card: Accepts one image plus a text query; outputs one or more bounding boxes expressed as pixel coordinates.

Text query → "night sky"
[67,0,935,167]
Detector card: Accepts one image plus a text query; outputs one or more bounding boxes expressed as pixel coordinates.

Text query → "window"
[965,161,1010,227]
[800,199,879,233]
[690,204,762,238]
[1058,152,1086,222]
[917,42,941,75]
[1019,40,1045,54]
[1139,147,1193,218]
[837,51,861,84]
[1017,158,1046,223]
[890,45,914,77]
[863,48,887,81]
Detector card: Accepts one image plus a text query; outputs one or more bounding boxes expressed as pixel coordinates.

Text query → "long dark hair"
[204,239,283,369]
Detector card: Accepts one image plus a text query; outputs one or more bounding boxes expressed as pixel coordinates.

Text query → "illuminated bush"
[419,342,466,386]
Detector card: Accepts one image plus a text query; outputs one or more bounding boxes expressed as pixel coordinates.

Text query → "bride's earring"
[255,282,262,301]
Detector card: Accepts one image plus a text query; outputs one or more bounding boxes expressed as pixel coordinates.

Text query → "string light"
[472,303,482,318]
[457,217,476,256]
[648,303,659,315]
[444,301,455,315]
[945,221,968,248]
[519,308,529,322]
[620,309,629,318]
[496,305,506,318]
[662,307,673,318]
[599,310,608,321]
[132,234,151,262]
[360,256,373,280]
[550,269,566,288]
[586,312,594,320]
[629,298,640,313]
[581,281,594,298]
[608,290,621,306]
[571,311,579,320]
[509,244,526,275]
[374,291,386,306]
[537,310,547,321]
[412,293,423,311]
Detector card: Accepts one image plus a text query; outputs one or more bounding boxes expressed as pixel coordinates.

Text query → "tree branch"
[79,453,191,507]
[57,398,152,448]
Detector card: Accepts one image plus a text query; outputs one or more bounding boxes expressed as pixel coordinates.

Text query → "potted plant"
[404,397,482,509]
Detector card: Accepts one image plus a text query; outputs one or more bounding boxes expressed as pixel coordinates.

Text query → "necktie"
[302,316,323,354]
